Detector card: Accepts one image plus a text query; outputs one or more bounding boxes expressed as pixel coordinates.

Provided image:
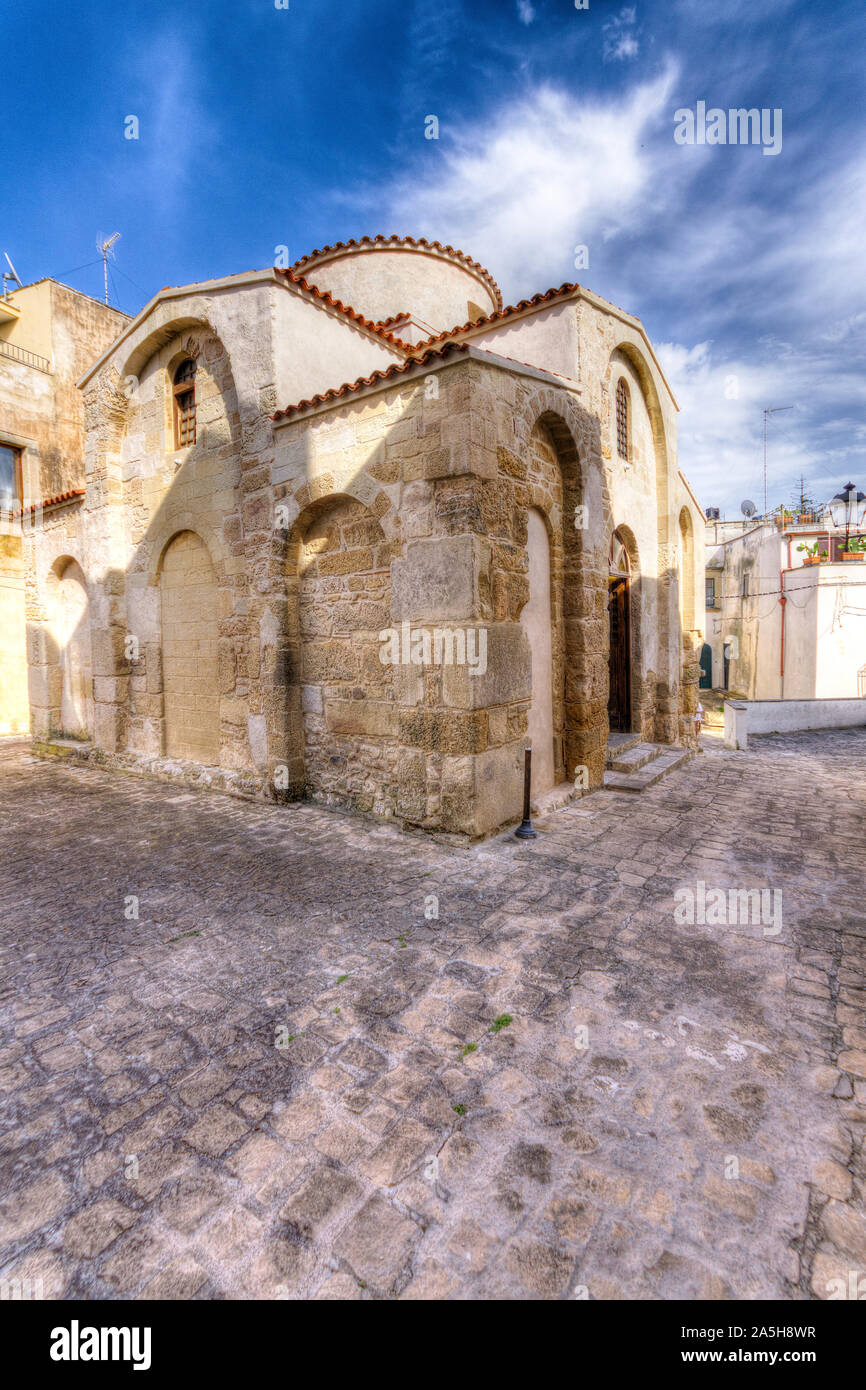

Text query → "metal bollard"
[514,746,536,840]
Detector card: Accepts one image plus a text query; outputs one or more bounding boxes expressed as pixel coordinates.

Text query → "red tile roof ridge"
[16,488,86,516]
[271,341,471,421]
[374,312,412,327]
[290,235,503,312]
[407,282,581,351]
[275,267,414,350]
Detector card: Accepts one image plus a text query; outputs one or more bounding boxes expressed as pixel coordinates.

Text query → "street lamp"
[829,482,866,550]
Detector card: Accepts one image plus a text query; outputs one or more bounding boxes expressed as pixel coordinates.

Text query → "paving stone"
[204,1207,265,1264]
[62,1200,139,1259]
[645,1249,730,1300]
[334,1195,419,1292]
[810,1247,855,1300]
[837,1050,866,1079]
[159,1171,227,1234]
[0,732,863,1300]
[270,1094,327,1142]
[279,1167,361,1239]
[812,1159,853,1202]
[177,1065,234,1108]
[183,1104,250,1157]
[137,1256,210,1300]
[242,1238,316,1300]
[360,1118,438,1186]
[225,1133,287,1184]
[0,1172,70,1245]
[312,1272,365,1300]
[702,1173,758,1223]
[313,1119,370,1163]
[820,1201,866,1266]
[505,1238,574,1297]
[0,1248,66,1300]
[98,1227,172,1295]
[399,1259,461,1300]
[102,1089,166,1137]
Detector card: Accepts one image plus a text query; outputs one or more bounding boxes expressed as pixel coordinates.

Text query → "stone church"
[21,234,704,837]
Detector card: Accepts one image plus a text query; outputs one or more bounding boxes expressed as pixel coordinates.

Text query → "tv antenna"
[2,252,22,300]
[97,233,121,304]
[762,404,793,514]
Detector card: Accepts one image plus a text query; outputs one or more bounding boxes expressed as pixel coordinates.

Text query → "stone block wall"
[273,358,617,834]
[23,276,700,839]
[0,532,29,733]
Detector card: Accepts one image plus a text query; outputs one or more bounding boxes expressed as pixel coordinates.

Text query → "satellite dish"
[741,499,757,518]
[4,252,22,287]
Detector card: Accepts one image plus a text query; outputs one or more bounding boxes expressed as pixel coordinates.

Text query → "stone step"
[605,731,642,761]
[602,747,693,793]
[606,741,661,774]
[530,781,576,817]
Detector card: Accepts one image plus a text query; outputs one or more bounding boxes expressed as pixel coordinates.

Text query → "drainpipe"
[779,557,787,700]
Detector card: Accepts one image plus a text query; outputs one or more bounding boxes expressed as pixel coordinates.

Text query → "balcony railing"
[0,340,52,373]
[774,511,826,528]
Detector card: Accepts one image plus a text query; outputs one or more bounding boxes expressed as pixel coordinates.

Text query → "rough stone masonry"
[20,237,703,838]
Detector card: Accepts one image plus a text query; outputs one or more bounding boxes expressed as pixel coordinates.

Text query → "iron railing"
[774,511,827,528]
[0,339,51,373]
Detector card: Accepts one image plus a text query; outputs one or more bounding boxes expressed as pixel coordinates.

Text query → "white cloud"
[517,0,536,24]
[346,68,865,517]
[368,69,677,298]
[603,8,639,62]
[127,34,219,217]
[657,331,864,515]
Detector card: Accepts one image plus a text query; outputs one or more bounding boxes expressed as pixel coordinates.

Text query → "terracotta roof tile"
[272,342,470,421]
[275,268,414,350]
[409,282,581,349]
[290,235,503,312]
[16,488,86,517]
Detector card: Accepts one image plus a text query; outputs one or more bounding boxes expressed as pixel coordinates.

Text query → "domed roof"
[289,235,502,332]
[291,235,502,312]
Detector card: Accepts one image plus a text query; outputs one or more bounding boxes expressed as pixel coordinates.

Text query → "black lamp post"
[829,482,866,552]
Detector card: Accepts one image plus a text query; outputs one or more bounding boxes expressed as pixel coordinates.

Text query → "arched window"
[615,377,630,461]
[172,358,197,448]
[609,531,631,575]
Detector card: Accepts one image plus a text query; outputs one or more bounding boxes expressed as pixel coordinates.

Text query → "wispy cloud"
[366,67,677,297]
[517,0,536,24]
[128,33,220,217]
[603,7,639,62]
[352,58,866,512]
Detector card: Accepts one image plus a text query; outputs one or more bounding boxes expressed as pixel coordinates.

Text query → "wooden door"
[699,642,712,689]
[608,575,631,731]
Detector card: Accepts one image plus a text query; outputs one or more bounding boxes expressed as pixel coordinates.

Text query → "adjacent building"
[704,509,866,698]
[0,279,129,732]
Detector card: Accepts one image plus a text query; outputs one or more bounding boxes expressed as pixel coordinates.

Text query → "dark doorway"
[607,574,631,731]
[699,642,712,689]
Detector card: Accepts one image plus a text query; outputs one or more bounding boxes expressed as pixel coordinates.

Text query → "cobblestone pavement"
[1,731,865,1302]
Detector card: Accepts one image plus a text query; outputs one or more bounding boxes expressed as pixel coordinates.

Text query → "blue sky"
[5,0,865,515]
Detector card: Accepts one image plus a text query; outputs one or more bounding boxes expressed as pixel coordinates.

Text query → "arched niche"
[159,530,220,764]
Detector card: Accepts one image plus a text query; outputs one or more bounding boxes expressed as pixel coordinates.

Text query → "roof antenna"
[97,233,121,304]
[2,252,23,300]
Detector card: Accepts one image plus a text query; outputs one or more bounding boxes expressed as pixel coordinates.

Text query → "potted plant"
[841,534,866,562]
[791,487,817,524]
[797,540,824,565]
